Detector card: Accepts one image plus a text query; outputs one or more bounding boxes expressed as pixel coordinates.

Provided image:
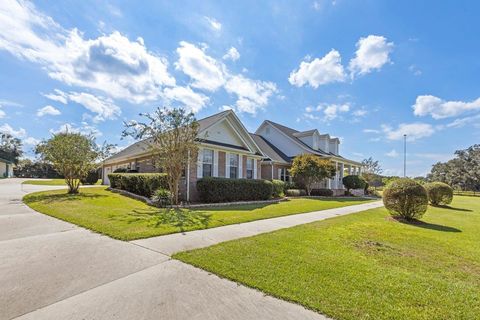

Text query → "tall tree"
[36,132,108,194]
[290,154,336,196]
[123,107,199,204]
[0,132,23,164]
[361,157,383,188]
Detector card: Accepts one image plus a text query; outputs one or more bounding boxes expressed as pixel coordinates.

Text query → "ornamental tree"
[342,175,367,193]
[36,132,110,194]
[123,107,199,205]
[289,154,336,196]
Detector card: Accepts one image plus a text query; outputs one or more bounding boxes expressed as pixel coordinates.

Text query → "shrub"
[342,175,366,192]
[285,189,307,197]
[107,173,168,197]
[424,182,453,205]
[310,188,334,196]
[113,168,128,173]
[80,170,99,185]
[364,182,370,195]
[383,178,428,220]
[197,177,273,203]
[152,188,172,207]
[272,179,286,198]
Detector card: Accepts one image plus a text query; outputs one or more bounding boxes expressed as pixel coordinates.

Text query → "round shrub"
[342,175,366,192]
[285,189,307,197]
[310,188,333,196]
[272,179,286,198]
[80,169,99,185]
[424,182,453,205]
[383,178,428,220]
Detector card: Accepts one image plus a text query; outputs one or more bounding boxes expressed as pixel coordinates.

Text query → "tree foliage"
[427,144,480,191]
[0,132,23,164]
[342,175,366,192]
[123,107,199,204]
[290,154,336,196]
[424,182,453,205]
[13,159,61,178]
[36,132,108,194]
[383,178,428,220]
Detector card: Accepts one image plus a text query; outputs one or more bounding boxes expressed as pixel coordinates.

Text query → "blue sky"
[1,0,479,176]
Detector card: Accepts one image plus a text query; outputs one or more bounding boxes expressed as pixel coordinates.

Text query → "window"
[246,158,254,179]
[229,153,238,179]
[278,168,291,182]
[202,149,214,177]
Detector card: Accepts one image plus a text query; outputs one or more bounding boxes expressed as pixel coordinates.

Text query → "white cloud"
[0,0,175,103]
[363,128,380,134]
[67,92,120,122]
[0,108,5,119]
[386,149,399,158]
[23,136,40,145]
[205,16,222,31]
[163,86,209,113]
[50,122,102,138]
[223,47,240,61]
[349,35,393,77]
[353,109,367,117]
[0,123,27,138]
[37,105,61,117]
[409,65,422,76]
[381,123,434,141]
[412,95,480,119]
[175,41,225,91]
[321,103,350,120]
[289,50,346,88]
[446,113,480,128]
[224,75,277,114]
[43,89,67,104]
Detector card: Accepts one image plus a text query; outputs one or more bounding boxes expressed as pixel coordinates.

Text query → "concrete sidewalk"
[132,200,383,255]
[1,179,381,320]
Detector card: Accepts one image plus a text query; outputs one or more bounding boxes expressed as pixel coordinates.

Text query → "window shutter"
[253,159,257,179]
[225,152,230,178]
[238,154,243,178]
[197,148,203,178]
[213,150,218,177]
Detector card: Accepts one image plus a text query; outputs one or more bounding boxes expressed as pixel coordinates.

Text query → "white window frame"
[246,158,254,179]
[202,149,214,178]
[229,153,239,179]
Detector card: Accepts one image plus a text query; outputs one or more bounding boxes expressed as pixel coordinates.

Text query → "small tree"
[342,175,366,193]
[36,132,106,194]
[123,107,199,205]
[0,132,23,164]
[289,154,336,196]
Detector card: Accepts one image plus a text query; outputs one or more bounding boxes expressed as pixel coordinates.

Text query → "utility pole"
[403,134,407,178]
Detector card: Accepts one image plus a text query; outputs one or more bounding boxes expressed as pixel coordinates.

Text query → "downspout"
[271,162,274,180]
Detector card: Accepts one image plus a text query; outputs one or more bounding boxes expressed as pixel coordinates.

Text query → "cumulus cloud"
[163,86,209,113]
[43,89,68,104]
[0,108,5,119]
[289,50,346,88]
[37,105,61,117]
[386,149,399,158]
[0,0,175,103]
[224,75,277,114]
[0,123,27,138]
[412,95,480,119]
[304,102,350,121]
[223,47,240,61]
[175,41,225,91]
[349,35,393,77]
[205,16,222,31]
[381,123,434,141]
[23,136,40,146]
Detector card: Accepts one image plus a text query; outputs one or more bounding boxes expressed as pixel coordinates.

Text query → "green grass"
[23,187,372,241]
[22,178,101,185]
[175,196,480,320]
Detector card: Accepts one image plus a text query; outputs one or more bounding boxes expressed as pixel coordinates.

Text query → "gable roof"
[249,133,290,164]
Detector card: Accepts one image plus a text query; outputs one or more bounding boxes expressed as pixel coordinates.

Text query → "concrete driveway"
[0,179,327,320]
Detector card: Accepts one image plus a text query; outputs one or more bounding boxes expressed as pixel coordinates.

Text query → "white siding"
[257,123,306,157]
[199,120,245,148]
[213,150,219,177]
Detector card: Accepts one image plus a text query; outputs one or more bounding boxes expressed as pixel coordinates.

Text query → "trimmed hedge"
[310,188,334,196]
[285,189,307,197]
[197,177,273,203]
[424,182,453,205]
[383,178,428,220]
[272,179,286,198]
[108,173,168,197]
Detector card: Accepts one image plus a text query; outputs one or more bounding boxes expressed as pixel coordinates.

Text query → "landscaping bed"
[23,187,372,241]
[175,196,480,320]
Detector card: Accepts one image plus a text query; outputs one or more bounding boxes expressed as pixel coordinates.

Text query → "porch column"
[339,163,345,188]
[334,162,338,189]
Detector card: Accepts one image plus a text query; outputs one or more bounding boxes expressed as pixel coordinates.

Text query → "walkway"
[1,179,382,320]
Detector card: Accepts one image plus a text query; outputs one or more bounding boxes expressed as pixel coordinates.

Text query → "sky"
[1,0,479,177]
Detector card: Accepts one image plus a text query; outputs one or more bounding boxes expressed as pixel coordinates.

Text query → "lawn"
[175,196,480,320]
[22,178,101,185]
[23,187,372,241]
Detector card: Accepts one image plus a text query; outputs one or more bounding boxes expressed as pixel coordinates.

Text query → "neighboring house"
[102,109,363,200]
[0,154,14,178]
[102,110,264,201]
[254,120,363,195]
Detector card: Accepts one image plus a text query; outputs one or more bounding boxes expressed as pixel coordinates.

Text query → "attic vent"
[266,127,270,135]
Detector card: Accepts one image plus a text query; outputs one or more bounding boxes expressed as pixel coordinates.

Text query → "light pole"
[403,134,407,177]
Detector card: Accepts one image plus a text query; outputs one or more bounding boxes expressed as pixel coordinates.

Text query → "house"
[102,110,265,201]
[102,109,363,200]
[0,151,14,178]
[254,120,363,196]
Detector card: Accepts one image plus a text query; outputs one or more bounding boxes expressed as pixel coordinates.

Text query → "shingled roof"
[249,133,291,164]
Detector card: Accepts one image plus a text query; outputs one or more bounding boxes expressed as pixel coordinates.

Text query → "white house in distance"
[102,109,363,201]
[0,156,14,178]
